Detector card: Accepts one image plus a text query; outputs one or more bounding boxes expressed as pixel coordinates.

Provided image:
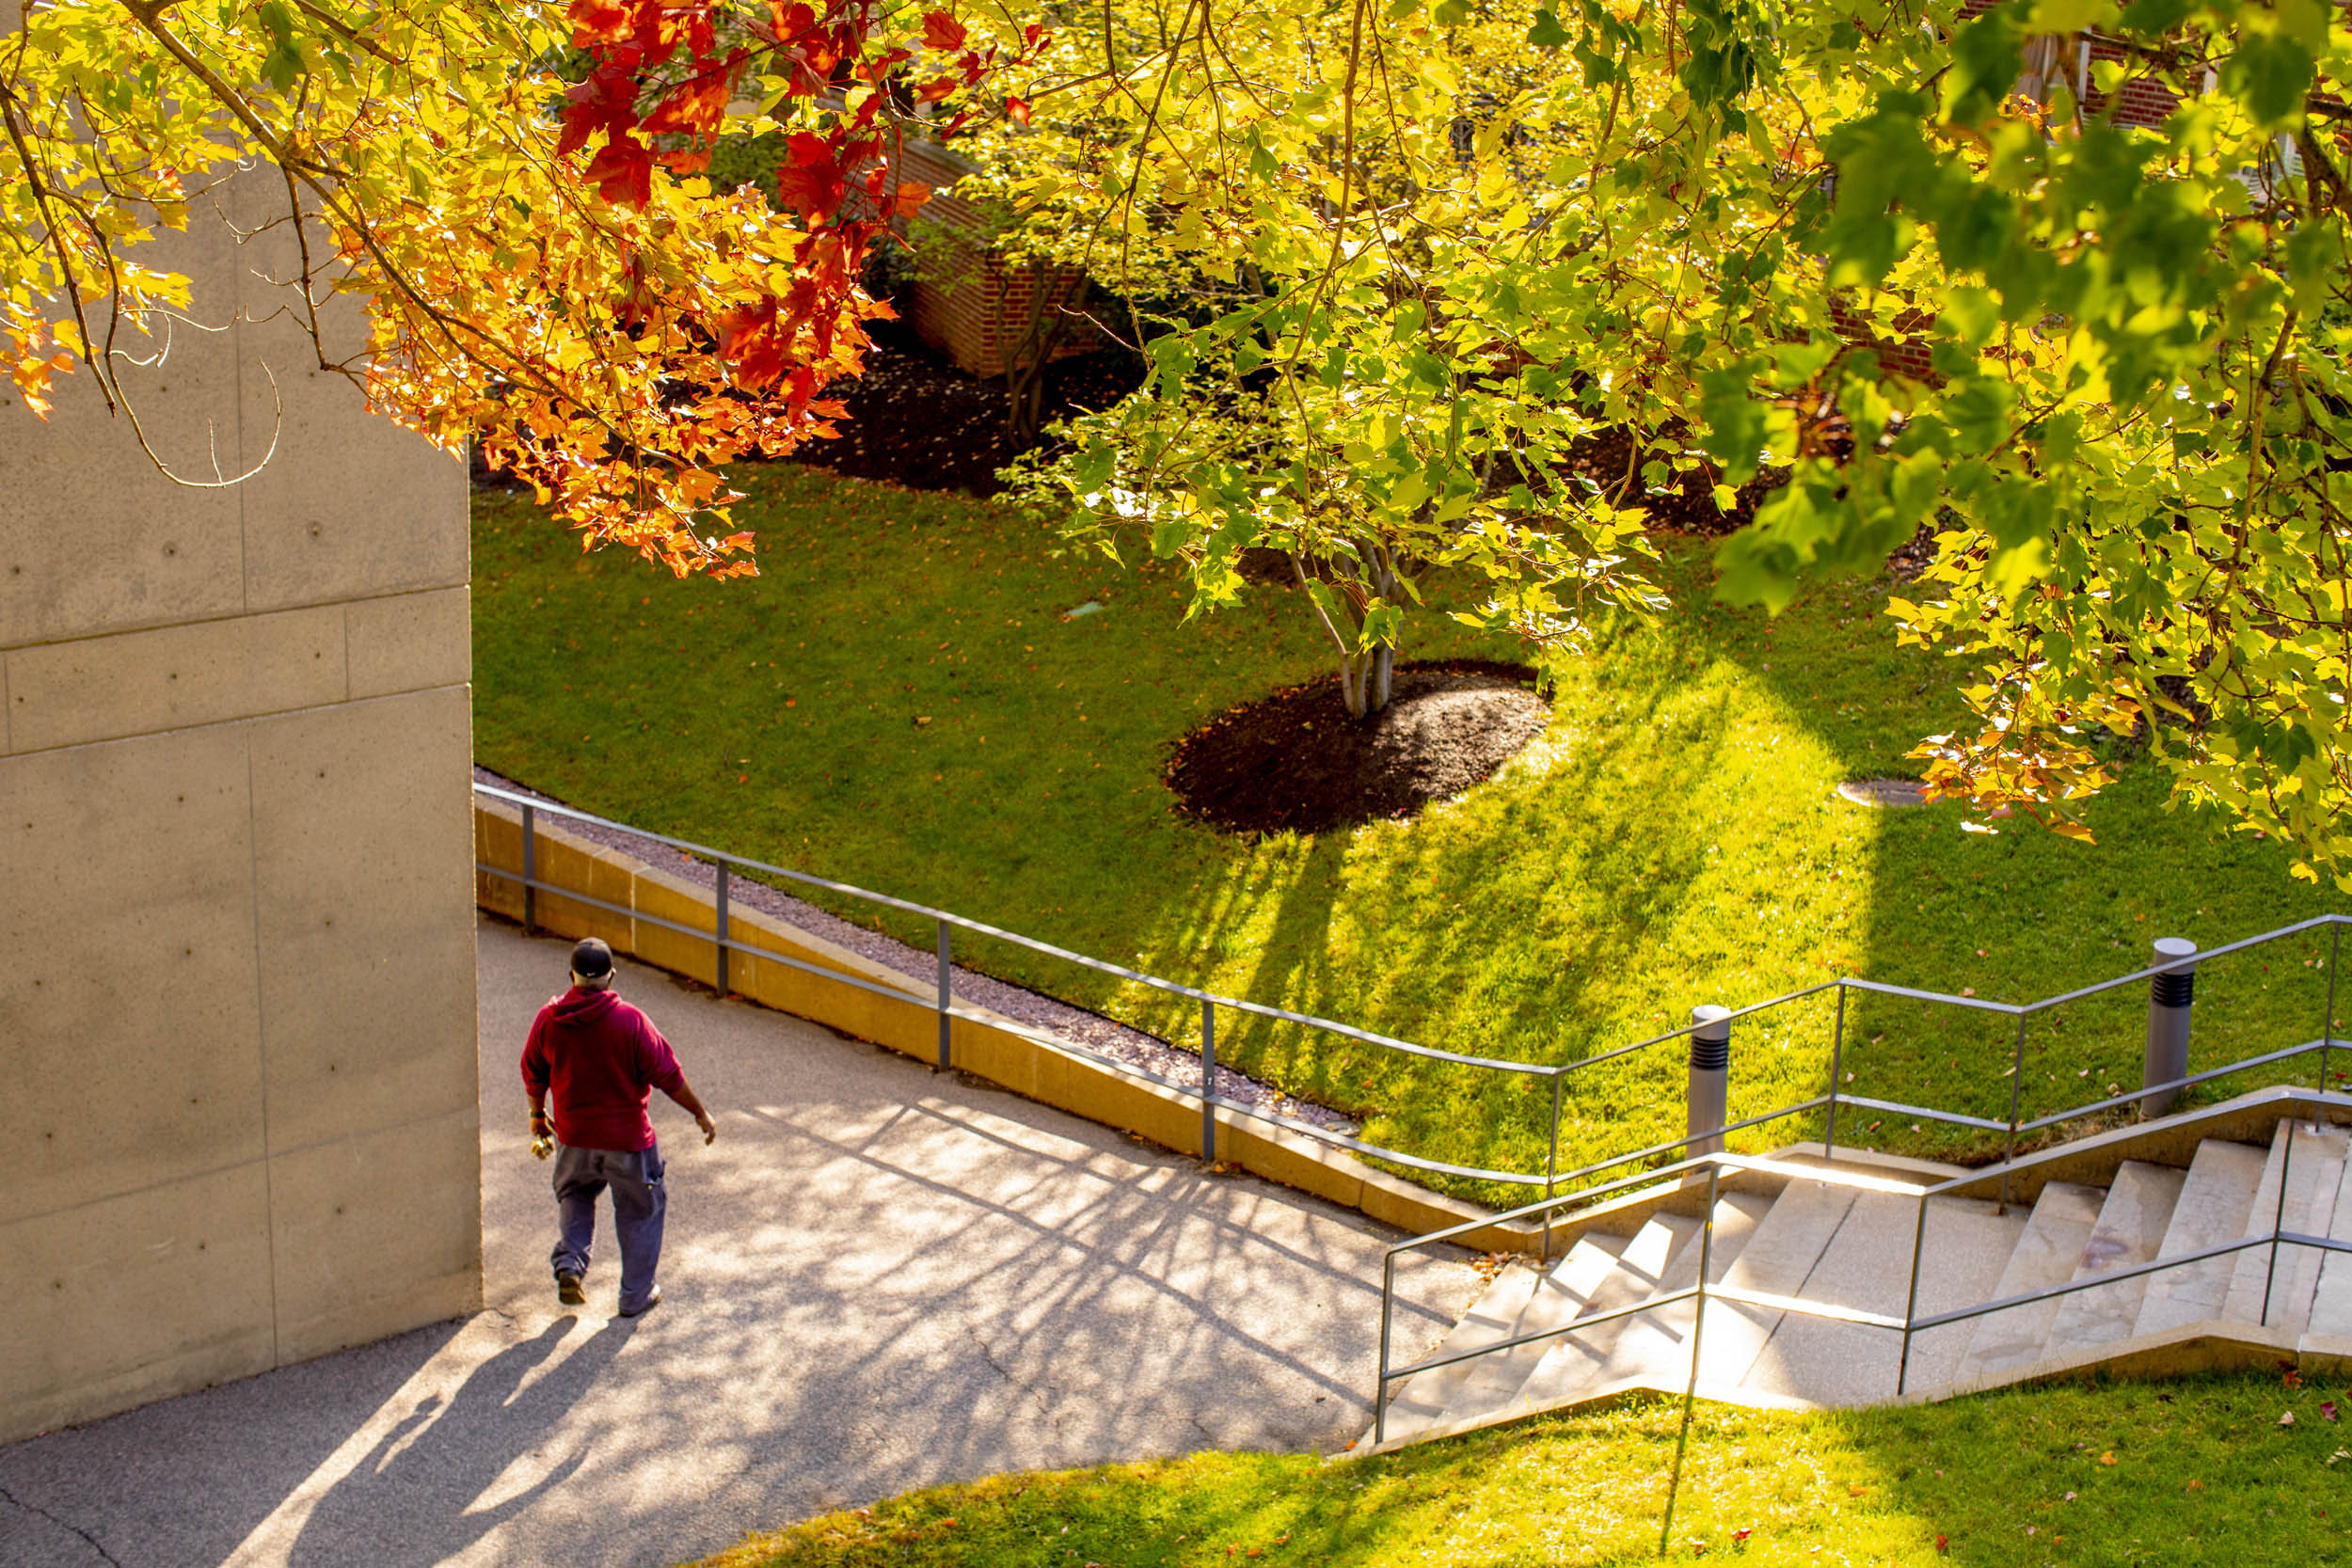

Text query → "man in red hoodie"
[522,937,717,1317]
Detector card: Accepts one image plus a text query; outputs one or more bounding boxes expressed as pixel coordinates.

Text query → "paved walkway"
[0,919,1476,1568]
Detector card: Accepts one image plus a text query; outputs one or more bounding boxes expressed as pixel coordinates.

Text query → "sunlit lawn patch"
[681,1372,2352,1568]
[474,464,2344,1201]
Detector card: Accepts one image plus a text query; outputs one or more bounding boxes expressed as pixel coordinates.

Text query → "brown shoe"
[556,1273,586,1307]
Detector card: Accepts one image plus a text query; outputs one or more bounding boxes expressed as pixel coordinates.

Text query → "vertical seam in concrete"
[244,724,281,1365]
[233,231,249,616]
[1,651,11,754]
[340,603,352,704]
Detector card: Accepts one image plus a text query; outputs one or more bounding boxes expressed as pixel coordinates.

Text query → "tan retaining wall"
[474,800,1538,1253]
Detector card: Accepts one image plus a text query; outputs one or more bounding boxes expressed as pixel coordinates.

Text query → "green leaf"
[1527,7,1572,46]
[2227,34,2313,128]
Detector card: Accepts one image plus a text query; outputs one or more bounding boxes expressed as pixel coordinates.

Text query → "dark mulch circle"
[1167,659,1552,835]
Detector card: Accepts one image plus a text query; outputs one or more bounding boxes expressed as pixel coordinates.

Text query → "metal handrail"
[1373,1088,2352,1451]
[477,779,2350,1239]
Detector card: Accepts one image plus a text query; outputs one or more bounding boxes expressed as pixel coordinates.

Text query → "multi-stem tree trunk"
[1003,257,1070,447]
[1296,550,1401,719]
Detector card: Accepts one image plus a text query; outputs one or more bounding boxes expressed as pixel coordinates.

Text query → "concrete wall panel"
[235,361,469,612]
[249,689,479,1153]
[4,605,346,752]
[347,586,470,699]
[1,726,265,1218]
[0,224,250,647]
[267,1105,483,1365]
[0,1165,276,1443]
[4,172,480,1445]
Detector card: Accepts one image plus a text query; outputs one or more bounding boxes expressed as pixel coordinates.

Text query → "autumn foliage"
[1,0,1041,578]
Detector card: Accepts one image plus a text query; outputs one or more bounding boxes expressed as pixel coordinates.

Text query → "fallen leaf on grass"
[1732,1528,1752,1541]
[2100,1450,2118,1464]
[2187,1480,2206,1490]
[2328,1450,2351,1467]
[2281,1412,2298,1427]
[1934,1535,1948,1553]
[2324,1402,2340,1422]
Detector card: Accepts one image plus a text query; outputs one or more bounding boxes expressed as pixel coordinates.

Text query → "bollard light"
[2140,937,2198,1118]
[1688,1004,1733,1160]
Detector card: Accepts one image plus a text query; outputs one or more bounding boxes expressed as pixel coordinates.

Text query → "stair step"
[2042,1161,2188,1358]
[1954,1181,2108,1385]
[1504,1192,1772,1417]
[1433,1214,1696,1429]
[2220,1121,2348,1334]
[1740,1191,2028,1402]
[2133,1139,2268,1338]
[1376,1260,1555,1444]
[2304,1145,2352,1340]
[1691,1180,1858,1388]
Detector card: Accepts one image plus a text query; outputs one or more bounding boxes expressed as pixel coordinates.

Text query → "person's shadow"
[286,1317,632,1566]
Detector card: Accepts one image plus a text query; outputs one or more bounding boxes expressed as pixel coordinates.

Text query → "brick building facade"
[889,137,1099,380]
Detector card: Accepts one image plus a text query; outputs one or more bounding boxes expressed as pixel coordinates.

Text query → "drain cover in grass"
[1837,778,1930,808]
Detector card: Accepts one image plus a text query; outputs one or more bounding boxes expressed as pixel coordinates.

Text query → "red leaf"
[1005,93,1031,124]
[642,58,740,137]
[1934,1537,1948,1553]
[584,136,655,208]
[889,179,932,221]
[920,10,966,51]
[914,72,958,103]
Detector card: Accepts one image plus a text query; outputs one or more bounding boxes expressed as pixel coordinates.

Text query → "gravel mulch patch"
[474,767,1356,1134]
[1165,660,1551,836]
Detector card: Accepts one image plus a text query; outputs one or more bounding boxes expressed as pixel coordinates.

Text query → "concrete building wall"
[0,181,481,1447]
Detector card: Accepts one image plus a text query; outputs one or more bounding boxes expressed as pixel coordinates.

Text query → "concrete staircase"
[1368,1109,2352,1450]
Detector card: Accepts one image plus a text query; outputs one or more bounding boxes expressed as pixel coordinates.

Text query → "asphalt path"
[0,918,1478,1568]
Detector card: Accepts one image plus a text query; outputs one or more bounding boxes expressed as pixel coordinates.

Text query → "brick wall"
[887,137,1100,380]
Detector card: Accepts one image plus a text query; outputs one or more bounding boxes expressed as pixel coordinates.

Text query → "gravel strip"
[475,767,1358,1134]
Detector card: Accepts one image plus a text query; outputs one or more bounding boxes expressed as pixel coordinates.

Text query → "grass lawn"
[473,464,2349,1202]
[682,1372,2352,1567]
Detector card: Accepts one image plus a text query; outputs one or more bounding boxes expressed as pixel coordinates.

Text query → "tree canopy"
[11,0,2352,884]
[962,0,2352,883]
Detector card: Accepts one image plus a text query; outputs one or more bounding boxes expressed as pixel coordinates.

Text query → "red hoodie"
[520,987,686,1152]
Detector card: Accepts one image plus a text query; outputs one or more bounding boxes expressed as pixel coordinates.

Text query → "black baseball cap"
[571,937,615,980]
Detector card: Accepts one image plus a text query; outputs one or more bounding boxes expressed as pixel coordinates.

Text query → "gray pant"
[550,1141,665,1312]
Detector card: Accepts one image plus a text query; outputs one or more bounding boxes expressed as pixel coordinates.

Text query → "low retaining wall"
[474,800,1539,1253]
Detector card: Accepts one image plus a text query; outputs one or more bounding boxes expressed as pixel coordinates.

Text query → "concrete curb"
[473,800,1545,1254]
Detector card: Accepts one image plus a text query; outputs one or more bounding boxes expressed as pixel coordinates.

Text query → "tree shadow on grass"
[1127,623,1744,1203]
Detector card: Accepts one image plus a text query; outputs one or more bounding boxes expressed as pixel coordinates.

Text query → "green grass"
[681,1372,2352,1567]
[473,464,2349,1201]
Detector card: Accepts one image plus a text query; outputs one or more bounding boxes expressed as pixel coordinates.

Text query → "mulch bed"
[1166,659,1552,835]
[781,318,1140,496]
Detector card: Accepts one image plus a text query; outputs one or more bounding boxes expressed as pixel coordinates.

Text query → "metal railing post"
[520,802,536,936]
[1375,1250,1395,1446]
[2142,937,2199,1118]
[1660,1163,1719,1557]
[934,919,952,1071]
[714,862,731,996]
[2326,923,2341,1094]
[1824,985,1848,1159]
[2264,1118,2296,1325]
[1687,1006,1732,1161]
[1200,999,1217,1165]
[2001,1013,2028,1212]
[1543,1069,1564,1261]
[1898,1188,1931,1394]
